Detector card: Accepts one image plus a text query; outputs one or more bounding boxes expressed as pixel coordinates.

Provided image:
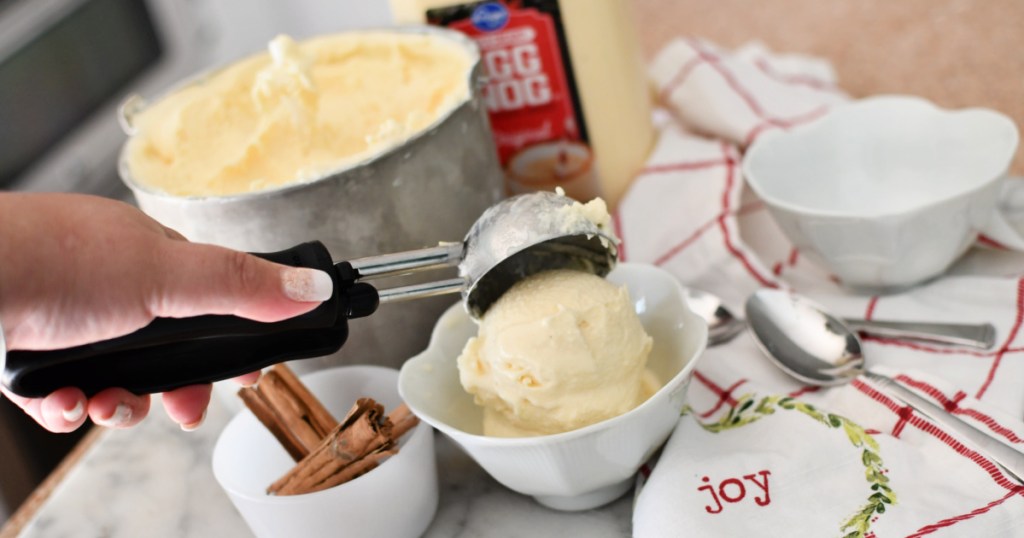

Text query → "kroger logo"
[471,2,509,32]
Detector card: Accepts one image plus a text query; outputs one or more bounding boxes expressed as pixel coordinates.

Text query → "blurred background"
[0,0,1020,523]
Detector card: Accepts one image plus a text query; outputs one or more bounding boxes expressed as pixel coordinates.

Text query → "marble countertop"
[9,395,633,538]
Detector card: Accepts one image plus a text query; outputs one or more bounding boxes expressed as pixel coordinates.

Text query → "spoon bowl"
[742,288,1024,484]
[684,289,746,346]
[744,290,864,386]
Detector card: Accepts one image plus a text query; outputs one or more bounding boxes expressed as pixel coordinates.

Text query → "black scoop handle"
[1,241,379,397]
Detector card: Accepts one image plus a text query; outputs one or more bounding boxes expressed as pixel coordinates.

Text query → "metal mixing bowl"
[117,26,503,374]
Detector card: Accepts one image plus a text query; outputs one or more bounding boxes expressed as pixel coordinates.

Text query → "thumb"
[150,241,334,322]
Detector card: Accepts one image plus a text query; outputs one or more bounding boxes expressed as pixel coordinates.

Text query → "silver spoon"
[745,289,1024,484]
[692,288,995,349]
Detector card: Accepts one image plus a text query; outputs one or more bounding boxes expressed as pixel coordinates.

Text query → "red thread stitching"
[787,247,799,266]
[955,408,1024,444]
[654,217,719,267]
[864,296,879,321]
[976,234,1009,250]
[650,196,763,268]
[751,56,844,95]
[895,374,1024,444]
[859,335,1024,358]
[743,122,779,148]
[639,158,734,176]
[894,374,955,406]
[947,391,967,413]
[769,247,800,278]
[716,143,777,288]
[742,105,830,147]
[685,38,768,117]
[854,379,1021,491]
[660,40,835,148]
[694,370,745,418]
[892,406,913,438]
[906,488,1024,537]
[976,277,1024,399]
[658,55,704,105]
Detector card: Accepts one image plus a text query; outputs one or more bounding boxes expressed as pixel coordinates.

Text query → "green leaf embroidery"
[695,393,896,538]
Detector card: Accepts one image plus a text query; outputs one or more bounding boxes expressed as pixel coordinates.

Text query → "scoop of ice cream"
[457,269,659,437]
[124,32,471,196]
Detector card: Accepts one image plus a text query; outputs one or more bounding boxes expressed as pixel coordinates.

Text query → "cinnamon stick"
[238,386,307,461]
[388,403,419,441]
[236,364,421,496]
[237,365,339,461]
[268,364,337,437]
[268,398,394,495]
[312,446,397,492]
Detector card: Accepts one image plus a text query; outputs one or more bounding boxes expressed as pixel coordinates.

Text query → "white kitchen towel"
[623,38,1024,537]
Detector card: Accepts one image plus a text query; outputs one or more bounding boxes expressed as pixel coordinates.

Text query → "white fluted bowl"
[743,95,1019,292]
[398,263,707,511]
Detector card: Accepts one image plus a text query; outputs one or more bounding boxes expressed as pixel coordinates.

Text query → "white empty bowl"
[398,263,708,511]
[212,366,438,538]
[743,95,1019,291]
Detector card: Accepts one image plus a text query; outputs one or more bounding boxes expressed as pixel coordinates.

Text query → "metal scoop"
[2,192,617,397]
[353,190,617,317]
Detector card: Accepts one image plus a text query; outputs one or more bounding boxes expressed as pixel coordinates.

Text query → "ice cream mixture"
[550,188,615,250]
[124,33,472,196]
[457,269,660,437]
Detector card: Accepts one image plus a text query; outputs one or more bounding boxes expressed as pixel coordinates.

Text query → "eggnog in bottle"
[389,0,654,207]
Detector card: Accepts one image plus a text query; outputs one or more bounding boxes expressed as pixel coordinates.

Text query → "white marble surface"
[15,397,633,538]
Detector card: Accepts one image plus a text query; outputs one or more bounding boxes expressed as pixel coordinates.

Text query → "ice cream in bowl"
[398,262,708,511]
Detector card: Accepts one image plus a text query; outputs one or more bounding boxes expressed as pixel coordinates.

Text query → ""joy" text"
[698,470,772,514]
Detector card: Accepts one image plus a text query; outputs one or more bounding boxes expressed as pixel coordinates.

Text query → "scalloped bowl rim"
[397,262,708,448]
[742,95,1020,219]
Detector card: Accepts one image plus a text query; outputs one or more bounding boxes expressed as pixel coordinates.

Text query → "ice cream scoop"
[2,191,618,397]
[355,189,618,319]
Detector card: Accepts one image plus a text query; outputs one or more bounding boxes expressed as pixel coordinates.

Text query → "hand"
[0,193,333,433]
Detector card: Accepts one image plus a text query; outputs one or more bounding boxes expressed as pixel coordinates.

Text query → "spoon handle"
[842,319,996,349]
[865,370,1024,485]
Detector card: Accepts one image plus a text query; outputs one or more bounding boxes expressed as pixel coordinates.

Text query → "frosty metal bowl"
[116,26,503,377]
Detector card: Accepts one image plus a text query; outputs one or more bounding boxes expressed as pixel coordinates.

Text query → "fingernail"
[282,268,333,302]
[238,371,262,387]
[96,404,132,428]
[62,400,84,422]
[180,409,207,432]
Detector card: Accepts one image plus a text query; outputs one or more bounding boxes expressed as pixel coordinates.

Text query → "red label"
[427,1,598,201]
[450,9,579,165]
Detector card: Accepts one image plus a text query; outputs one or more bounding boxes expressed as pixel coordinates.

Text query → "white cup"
[212,366,438,538]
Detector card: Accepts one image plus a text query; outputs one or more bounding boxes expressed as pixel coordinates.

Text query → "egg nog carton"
[390,0,654,207]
